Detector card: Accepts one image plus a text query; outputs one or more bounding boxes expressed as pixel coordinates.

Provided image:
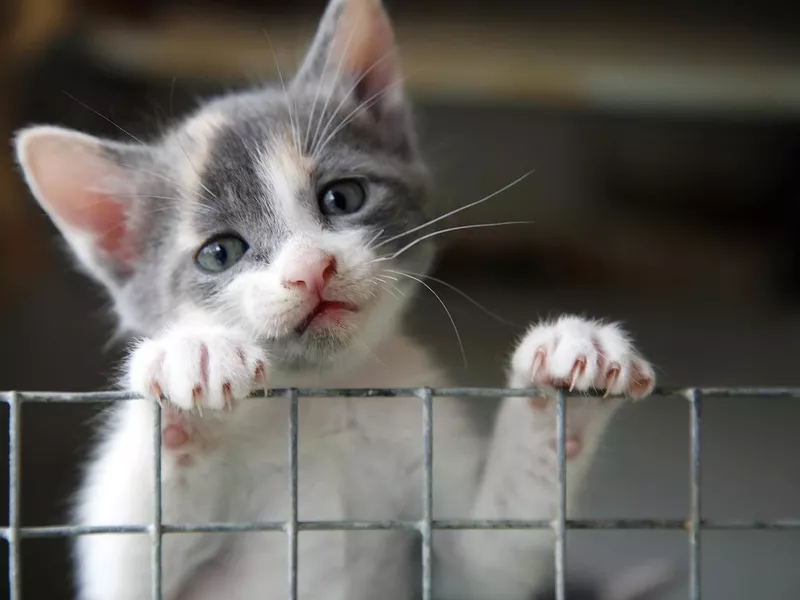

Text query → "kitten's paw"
[510,315,655,400]
[128,326,267,412]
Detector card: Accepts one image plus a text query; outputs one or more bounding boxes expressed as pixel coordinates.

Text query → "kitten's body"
[80,336,458,600]
[14,1,659,599]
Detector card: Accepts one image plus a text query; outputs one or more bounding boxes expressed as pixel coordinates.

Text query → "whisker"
[114,162,217,205]
[63,91,146,146]
[114,163,180,190]
[387,282,406,297]
[311,47,398,157]
[358,340,388,369]
[374,274,406,298]
[118,194,182,203]
[375,170,534,249]
[392,271,467,369]
[365,228,385,250]
[264,30,301,155]
[379,284,401,301]
[373,220,533,263]
[174,130,219,200]
[385,269,516,327]
[313,71,414,159]
[303,36,337,152]
[306,8,363,153]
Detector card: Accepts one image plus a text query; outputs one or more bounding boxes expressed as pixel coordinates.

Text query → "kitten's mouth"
[294,300,359,334]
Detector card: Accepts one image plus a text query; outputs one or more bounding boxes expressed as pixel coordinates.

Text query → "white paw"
[510,315,655,399]
[128,326,267,411]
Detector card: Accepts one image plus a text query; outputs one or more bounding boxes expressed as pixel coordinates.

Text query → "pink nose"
[282,253,337,296]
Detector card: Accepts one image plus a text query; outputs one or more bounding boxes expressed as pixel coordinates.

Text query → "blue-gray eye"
[195,235,249,273]
[319,180,366,216]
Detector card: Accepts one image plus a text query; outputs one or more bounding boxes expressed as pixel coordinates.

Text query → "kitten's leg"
[75,324,268,600]
[436,315,655,600]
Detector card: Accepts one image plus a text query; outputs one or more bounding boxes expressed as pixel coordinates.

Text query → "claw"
[569,356,587,392]
[628,360,655,400]
[192,385,204,416]
[222,382,233,411]
[531,349,545,383]
[150,382,165,408]
[254,362,268,396]
[604,364,620,398]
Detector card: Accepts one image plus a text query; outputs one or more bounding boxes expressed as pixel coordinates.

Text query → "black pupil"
[329,189,348,211]
[210,243,227,265]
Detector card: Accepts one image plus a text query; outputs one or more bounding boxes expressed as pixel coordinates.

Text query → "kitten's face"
[14,0,433,371]
[152,87,432,368]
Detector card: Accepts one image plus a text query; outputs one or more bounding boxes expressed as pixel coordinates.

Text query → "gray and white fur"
[13,1,660,599]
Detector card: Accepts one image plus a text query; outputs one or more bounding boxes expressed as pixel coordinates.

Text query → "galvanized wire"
[7,392,20,600]
[421,387,434,600]
[151,398,163,599]
[554,390,567,600]
[687,388,702,600]
[4,386,800,600]
[287,389,299,600]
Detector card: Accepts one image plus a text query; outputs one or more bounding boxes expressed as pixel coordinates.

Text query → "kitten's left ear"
[294,0,411,145]
[14,126,147,288]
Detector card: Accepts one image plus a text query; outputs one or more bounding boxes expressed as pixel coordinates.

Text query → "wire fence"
[4,386,800,600]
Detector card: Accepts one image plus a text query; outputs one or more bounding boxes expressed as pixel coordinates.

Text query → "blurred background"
[1,0,800,598]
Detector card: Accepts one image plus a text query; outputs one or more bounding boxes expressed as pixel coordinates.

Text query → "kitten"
[13,0,656,599]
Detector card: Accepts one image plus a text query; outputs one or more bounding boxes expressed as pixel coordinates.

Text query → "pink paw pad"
[548,434,582,459]
[162,423,190,450]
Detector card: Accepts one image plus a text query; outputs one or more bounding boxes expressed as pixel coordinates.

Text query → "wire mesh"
[4,386,800,600]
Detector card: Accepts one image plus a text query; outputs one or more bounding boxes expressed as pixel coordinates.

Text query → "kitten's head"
[14,0,433,370]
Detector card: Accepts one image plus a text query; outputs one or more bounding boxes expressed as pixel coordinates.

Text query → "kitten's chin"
[292,300,360,336]
[266,299,405,373]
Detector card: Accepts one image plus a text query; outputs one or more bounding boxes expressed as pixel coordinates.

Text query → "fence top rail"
[2,387,800,404]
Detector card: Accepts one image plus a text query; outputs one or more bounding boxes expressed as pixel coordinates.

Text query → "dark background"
[1,1,799,598]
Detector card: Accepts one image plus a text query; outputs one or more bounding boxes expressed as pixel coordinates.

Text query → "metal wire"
[421,387,434,600]
[287,389,299,600]
[151,398,163,599]
[4,386,799,600]
[687,388,702,600]
[7,392,20,600]
[554,390,567,600]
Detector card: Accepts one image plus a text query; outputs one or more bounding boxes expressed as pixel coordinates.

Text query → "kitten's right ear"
[14,126,146,288]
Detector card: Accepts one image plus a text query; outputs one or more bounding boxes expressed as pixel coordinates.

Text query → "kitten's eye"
[319,180,366,216]
[195,235,249,273]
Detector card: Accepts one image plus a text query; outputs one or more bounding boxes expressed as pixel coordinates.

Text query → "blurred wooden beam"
[80,9,800,118]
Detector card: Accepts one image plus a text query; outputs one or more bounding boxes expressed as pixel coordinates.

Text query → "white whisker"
[264,31,301,155]
[313,72,411,159]
[358,340,388,369]
[375,170,534,249]
[63,91,146,146]
[373,220,533,263]
[373,275,406,299]
[391,271,467,369]
[114,162,217,203]
[311,47,399,157]
[307,9,364,153]
[303,32,338,152]
[386,269,515,327]
[365,228,385,250]
[174,131,219,200]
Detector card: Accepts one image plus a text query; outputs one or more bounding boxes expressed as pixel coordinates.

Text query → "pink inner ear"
[333,0,402,106]
[76,191,138,266]
[23,130,139,269]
